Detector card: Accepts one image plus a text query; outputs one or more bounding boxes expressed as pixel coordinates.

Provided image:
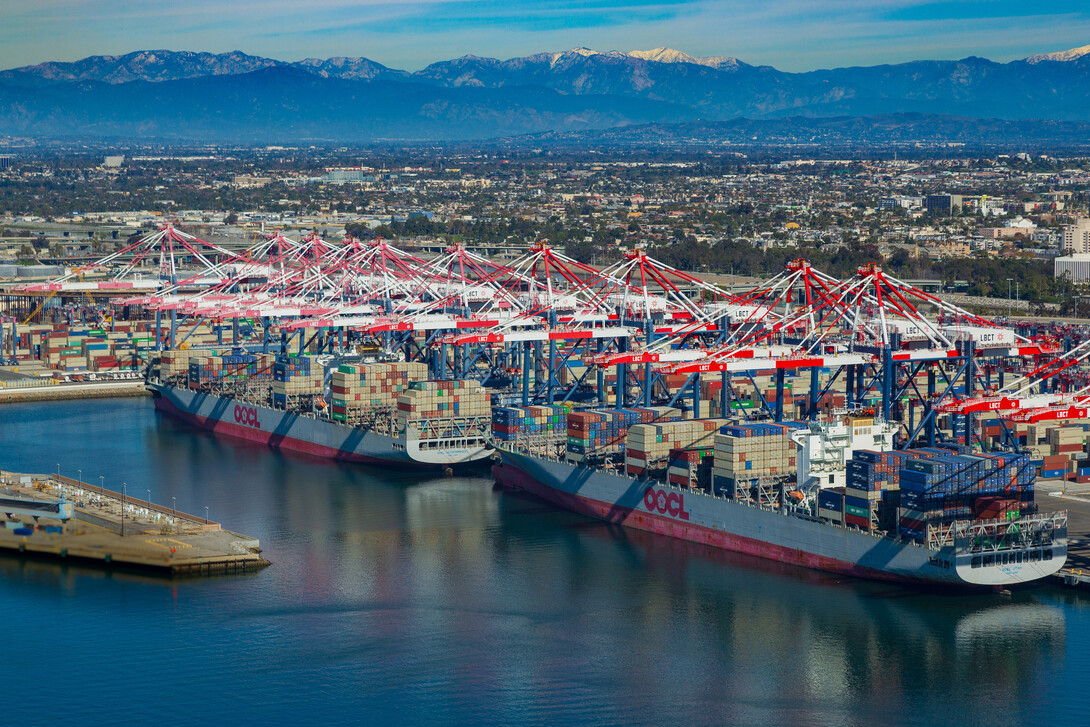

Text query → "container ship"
[149,351,493,468]
[490,407,1067,588]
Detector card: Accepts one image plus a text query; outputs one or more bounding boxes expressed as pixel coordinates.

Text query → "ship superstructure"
[792,410,899,490]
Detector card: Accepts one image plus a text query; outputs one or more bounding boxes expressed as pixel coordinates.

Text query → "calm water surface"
[0,398,1087,726]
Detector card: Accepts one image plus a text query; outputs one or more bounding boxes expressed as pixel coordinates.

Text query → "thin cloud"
[0,0,1085,72]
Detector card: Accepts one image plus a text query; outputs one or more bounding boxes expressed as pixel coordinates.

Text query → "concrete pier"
[0,471,269,575]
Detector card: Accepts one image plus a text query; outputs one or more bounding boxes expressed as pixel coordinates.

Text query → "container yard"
[0,470,268,575]
[4,225,1090,587]
[0,317,276,377]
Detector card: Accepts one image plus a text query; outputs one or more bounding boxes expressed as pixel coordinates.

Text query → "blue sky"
[1,0,1089,71]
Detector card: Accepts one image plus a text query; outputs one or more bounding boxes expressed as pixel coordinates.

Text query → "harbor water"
[0,398,1087,726]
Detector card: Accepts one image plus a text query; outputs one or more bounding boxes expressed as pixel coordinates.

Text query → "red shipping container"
[844,513,870,529]
[973,496,1018,518]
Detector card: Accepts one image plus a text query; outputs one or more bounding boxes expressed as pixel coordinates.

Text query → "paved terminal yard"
[0,471,268,575]
[1045,481,1090,588]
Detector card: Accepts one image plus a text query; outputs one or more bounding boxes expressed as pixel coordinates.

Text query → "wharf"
[0,471,269,575]
[0,368,149,403]
[1046,482,1090,589]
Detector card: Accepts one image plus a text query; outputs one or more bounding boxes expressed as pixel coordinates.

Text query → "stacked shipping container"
[272,355,324,407]
[331,361,429,422]
[666,447,715,488]
[842,450,912,531]
[710,421,805,496]
[491,404,571,442]
[36,326,154,371]
[897,451,1034,542]
[160,349,195,377]
[187,353,276,388]
[566,406,680,463]
[979,418,1088,480]
[817,487,847,523]
[624,418,724,477]
[397,380,492,438]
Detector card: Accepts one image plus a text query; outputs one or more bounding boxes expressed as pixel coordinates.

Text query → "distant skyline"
[1,0,1089,72]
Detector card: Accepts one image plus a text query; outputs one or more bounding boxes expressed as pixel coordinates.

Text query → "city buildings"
[1062,218,1090,254]
[925,194,963,216]
[1055,254,1090,282]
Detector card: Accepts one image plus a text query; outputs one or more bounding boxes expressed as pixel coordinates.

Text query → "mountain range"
[1,46,1090,142]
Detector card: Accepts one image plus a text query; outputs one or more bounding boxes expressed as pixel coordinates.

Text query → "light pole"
[204,506,209,524]
[99,476,104,491]
[77,469,81,485]
[172,497,176,520]
[1007,278,1013,317]
[121,482,126,537]
[56,463,60,480]
[146,489,151,508]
